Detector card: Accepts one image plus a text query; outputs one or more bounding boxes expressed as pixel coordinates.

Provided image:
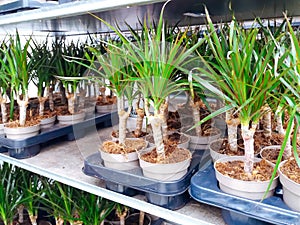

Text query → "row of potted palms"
[70,2,300,216]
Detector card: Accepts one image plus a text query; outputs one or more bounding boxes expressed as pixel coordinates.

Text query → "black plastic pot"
[83,150,208,210]
[0,112,115,159]
[189,164,300,225]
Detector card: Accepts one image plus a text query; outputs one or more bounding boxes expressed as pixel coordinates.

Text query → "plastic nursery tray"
[189,164,300,225]
[83,150,209,210]
[0,112,115,159]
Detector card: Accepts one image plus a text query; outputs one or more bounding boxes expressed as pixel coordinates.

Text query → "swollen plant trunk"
[275,105,285,135]
[262,105,272,138]
[99,87,107,104]
[225,110,240,152]
[77,88,86,110]
[241,122,258,174]
[189,96,202,136]
[117,95,130,145]
[144,98,165,158]
[148,114,164,159]
[0,94,7,123]
[38,96,48,116]
[284,119,294,159]
[17,94,29,126]
[160,100,169,142]
[48,86,54,111]
[17,205,25,224]
[29,215,37,225]
[59,83,67,105]
[135,108,145,137]
[56,217,64,225]
[66,92,76,114]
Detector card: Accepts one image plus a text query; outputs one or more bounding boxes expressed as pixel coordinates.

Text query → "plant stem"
[275,105,285,135]
[134,108,145,137]
[66,92,76,114]
[189,95,202,136]
[241,122,258,174]
[16,92,29,126]
[160,100,169,142]
[0,94,7,123]
[38,96,48,117]
[118,95,130,144]
[48,86,54,111]
[226,110,239,152]
[261,104,272,137]
[284,119,294,159]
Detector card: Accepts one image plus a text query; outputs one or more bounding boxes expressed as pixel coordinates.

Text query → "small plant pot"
[96,103,117,113]
[260,145,283,166]
[146,132,190,149]
[183,126,221,150]
[100,138,148,171]
[100,150,139,171]
[84,103,96,118]
[4,123,40,140]
[214,156,278,200]
[125,213,151,225]
[40,115,56,129]
[57,112,85,125]
[279,159,300,212]
[138,146,192,181]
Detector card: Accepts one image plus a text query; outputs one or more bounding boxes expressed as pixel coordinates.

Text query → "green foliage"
[0,32,33,120]
[0,163,24,225]
[29,37,55,97]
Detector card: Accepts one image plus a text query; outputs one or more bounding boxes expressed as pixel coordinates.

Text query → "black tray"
[1,112,115,159]
[83,150,211,210]
[190,164,300,225]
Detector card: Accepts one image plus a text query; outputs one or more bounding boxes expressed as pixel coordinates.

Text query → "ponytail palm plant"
[0,39,10,124]
[83,41,137,145]
[53,39,89,114]
[0,32,34,126]
[30,38,56,116]
[194,8,285,174]
[89,1,204,159]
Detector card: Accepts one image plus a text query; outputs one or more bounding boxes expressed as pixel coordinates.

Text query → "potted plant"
[30,38,57,129]
[82,38,147,171]
[0,32,40,139]
[0,39,10,136]
[52,39,88,125]
[275,14,300,212]
[193,8,285,199]
[106,1,203,180]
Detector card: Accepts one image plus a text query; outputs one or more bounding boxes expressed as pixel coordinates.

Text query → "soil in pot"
[146,132,189,148]
[140,144,190,164]
[254,132,298,149]
[167,111,181,131]
[101,138,147,154]
[111,129,148,139]
[96,95,117,106]
[215,159,275,181]
[260,146,289,165]
[280,158,300,184]
[279,157,300,212]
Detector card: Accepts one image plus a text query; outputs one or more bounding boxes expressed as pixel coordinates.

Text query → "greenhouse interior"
[0,0,300,225]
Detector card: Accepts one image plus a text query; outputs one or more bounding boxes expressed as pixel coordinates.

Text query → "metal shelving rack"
[0,0,299,224]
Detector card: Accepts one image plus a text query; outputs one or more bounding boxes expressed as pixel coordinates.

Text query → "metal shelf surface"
[0,126,226,225]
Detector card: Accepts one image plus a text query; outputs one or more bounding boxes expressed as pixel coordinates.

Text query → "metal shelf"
[0,126,225,225]
[0,0,299,36]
